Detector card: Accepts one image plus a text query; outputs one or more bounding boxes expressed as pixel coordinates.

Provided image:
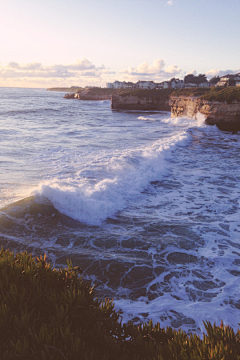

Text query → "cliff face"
[111,94,170,111]
[170,96,240,132]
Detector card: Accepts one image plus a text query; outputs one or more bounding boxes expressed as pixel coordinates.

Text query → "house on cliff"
[106,80,159,90]
[216,73,240,87]
[170,78,184,89]
[106,81,135,89]
[135,81,157,89]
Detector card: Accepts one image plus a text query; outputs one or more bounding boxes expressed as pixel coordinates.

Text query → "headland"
[170,87,240,132]
[57,72,240,132]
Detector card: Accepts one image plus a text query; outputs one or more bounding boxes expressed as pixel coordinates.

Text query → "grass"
[171,86,240,104]
[118,88,175,99]
[1,248,240,359]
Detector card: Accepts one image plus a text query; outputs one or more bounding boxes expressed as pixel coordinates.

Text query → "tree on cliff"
[184,73,207,84]
[209,76,220,84]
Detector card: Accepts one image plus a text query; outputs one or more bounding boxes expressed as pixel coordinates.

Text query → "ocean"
[0,87,240,334]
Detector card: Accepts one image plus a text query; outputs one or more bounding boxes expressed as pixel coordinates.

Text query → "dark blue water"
[0,87,240,334]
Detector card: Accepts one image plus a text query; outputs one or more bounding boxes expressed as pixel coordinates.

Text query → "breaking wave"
[36,131,192,225]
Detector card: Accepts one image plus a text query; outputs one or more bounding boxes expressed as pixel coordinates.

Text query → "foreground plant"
[0,248,239,359]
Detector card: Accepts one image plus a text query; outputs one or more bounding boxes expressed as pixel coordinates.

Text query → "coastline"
[62,86,240,132]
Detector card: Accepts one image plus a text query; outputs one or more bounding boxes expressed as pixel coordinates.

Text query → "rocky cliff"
[111,90,172,111]
[64,88,120,100]
[170,95,240,132]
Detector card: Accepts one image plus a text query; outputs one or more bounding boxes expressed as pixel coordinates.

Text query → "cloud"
[206,68,240,78]
[187,69,197,76]
[0,58,116,87]
[165,64,181,74]
[8,61,20,68]
[120,58,182,81]
[167,0,173,5]
[120,58,165,76]
[0,58,109,82]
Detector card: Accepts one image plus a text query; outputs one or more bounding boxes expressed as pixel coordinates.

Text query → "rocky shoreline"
[110,90,240,132]
[63,87,240,132]
[170,95,240,132]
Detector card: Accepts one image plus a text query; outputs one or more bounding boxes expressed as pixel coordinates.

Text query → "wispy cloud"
[1,57,239,89]
[0,58,115,87]
[167,0,173,6]
[0,59,107,79]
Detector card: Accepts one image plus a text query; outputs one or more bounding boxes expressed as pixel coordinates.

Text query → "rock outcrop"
[64,88,119,101]
[64,93,80,99]
[170,96,240,132]
[75,90,111,100]
[111,94,170,111]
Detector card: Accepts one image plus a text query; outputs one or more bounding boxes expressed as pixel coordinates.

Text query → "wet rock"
[107,262,131,288]
[121,266,154,288]
[192,279,225,291]
[154,266,166,276]
[167,252,198,265]
[55,236,70,247]
[64,93,75,99]
[129,288,147,299]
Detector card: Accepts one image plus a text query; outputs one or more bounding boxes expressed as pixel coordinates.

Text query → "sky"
[0,0,240,88]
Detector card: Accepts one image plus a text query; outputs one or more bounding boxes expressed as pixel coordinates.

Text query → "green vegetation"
[172,86,240,104]
[184,73,207,84]
[171,88,211,97]
[119,88,175,99]
[1,248,240,359]
[201,86,240,104]
[209,76,220,85]
[47,87,83,92]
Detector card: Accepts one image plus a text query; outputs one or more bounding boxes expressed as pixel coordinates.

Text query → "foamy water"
[0,87,240,335]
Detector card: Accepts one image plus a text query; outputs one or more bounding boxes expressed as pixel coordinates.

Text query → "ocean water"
[0,87,240,334]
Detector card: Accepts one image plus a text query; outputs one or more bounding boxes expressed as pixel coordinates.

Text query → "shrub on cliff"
[119,88,175,99]
[172,87,240,104]
[171,88,211,97]
[1,248,240,359]
[201,86,240,103]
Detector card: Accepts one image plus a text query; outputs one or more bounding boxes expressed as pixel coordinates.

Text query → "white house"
[199,82,211,88]
[184,83,198,88]
[135,81,157,89]
[216,73,240,87]
[170,79,184,89]
[106,81,135,89]
[159,81,170,89]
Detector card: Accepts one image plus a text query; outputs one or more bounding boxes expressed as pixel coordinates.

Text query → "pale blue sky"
[0,0,239,87]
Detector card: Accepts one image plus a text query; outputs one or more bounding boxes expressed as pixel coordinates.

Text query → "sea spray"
[36,131,191,225]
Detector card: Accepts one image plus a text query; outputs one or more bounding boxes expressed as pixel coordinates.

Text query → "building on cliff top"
[106,81,135,89]
[216,73,240,87]
[107,73,240,90]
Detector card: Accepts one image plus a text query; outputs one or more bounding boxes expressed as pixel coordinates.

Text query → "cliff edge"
[111,89,173,111]
[170,96,240,132]
[169,87,240,132]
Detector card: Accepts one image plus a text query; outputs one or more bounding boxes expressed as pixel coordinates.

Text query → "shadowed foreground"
[0,249,240,360]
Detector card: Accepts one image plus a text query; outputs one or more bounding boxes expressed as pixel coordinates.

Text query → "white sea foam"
[162,113,207,128]
[2,88,240,336]
[36,130,192,225]
[138,116,156,121]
